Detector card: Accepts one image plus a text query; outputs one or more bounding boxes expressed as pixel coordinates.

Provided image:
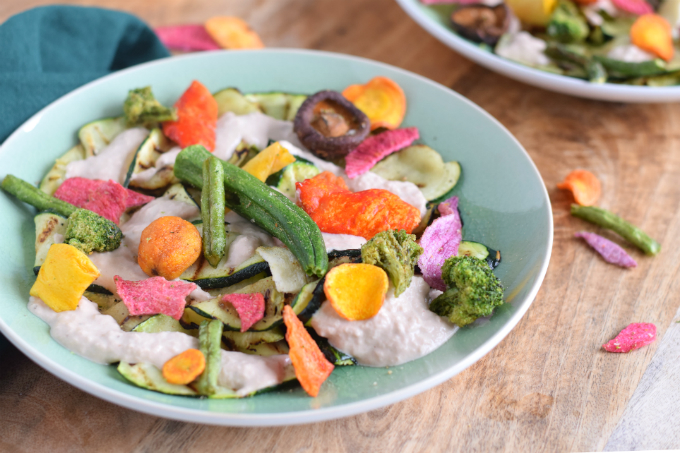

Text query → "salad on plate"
[1,77,505,399]
[422,0,680,85]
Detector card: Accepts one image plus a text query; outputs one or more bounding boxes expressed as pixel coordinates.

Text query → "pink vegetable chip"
[155,25,220,52]
[345,127,419,178]
[54,178,154,224]
[575,231,637,268]
[612,0,653,15]
[603,323,656,353]
[114,276,197,320]
[222,293,266,332]
[418,196,462,291]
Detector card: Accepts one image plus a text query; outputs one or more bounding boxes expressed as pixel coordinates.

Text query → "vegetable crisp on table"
[1,76,507,399]
[421,0,680,86]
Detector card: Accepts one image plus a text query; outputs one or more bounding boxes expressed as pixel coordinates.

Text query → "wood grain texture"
[1,0,680,451]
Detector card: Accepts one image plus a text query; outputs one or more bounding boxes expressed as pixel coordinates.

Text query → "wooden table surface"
[2,0,680,451]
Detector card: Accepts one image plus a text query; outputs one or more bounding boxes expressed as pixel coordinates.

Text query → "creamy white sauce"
[65,128,148,184]
[29,296,291,396]
[322,233,367,252]
[213,112,300,160]
[608,44,655,63]
[496,32,550,67]
[223,211,277,267]
[345,171,428,218]
[311,277,458,367]
[130,146,181,185]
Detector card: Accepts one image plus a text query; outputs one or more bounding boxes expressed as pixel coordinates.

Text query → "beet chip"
[222,293,265,332]
[603,323,656,353]
[418,196,462,291]
[155,25,220,52]
[55,178,153,224]
[115,276,197,320]
[575,231,637,268]
[345,127,419,178]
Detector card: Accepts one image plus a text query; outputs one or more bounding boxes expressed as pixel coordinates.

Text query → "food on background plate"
[1,76,507,398]
[421,0,680,86]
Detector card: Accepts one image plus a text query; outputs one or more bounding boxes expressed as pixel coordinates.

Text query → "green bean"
[1,174,77,217]
[593,57,667,78]
[201,157,227,267]
[571,204,661,255]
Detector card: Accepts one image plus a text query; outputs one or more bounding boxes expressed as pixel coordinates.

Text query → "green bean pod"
[593,57,667,78]
[571,204,661,255]
[1,174,77,217]
[194,320,223,396]
[201,157,227,267]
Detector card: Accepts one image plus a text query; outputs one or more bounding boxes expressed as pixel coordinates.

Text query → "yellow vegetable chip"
[204,16,264,50]
[30,243,100,312]
[324,263,388,321]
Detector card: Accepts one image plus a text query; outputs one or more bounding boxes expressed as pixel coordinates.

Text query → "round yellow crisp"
[323,263,389,321]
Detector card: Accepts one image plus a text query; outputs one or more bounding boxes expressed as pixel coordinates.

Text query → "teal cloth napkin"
[0,5,170,354]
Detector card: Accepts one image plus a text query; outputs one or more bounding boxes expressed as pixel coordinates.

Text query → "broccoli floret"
[123,86,176,127]
[65,209,123,254]
[547,0,589,44]
[361,229,423,296]
[429,256,503,327]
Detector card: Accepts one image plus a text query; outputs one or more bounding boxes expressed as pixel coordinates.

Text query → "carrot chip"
[344,127,419,178]
[283,305,334,397]
[557,169,601,206]
[418,196,462,291]
[114,276,197,320]
[222,293,265,332]
[575,231,637,268]
[603,323,656,353]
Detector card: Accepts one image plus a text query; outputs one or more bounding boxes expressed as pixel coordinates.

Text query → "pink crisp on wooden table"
[603,323,657,353]
[155,25,220,52]
[575,231,637,268]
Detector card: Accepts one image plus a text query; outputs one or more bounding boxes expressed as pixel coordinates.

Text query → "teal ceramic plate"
[396,0,680,103]
[0,49,552,426]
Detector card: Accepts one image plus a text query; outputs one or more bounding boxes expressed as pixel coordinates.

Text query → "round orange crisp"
[138,216,202,280]
[557,169,601,206]
[162,349,206,385]
[324,263,389,321]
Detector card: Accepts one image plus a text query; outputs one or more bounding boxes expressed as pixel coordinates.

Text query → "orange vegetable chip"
[631,14,674,61]
[296,171,420,239]
[162,80,218,151]
[557,169,601,206]
[283,305,334,397]
[205,16,264,50]
[162,348,206,385]
[324,263,388,320]
[342,76,406,130]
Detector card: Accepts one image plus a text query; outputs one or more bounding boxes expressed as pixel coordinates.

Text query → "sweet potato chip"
[222,293,265,332]
[283,305,334,397]
[557,169,601,206]
[155,25,220,52]
[603,323,656,353]
[204,16,264,49]
[344,127,419,178]
[631,14,674,61]
[418,196,462,291]
[114,275,197,320]
[575,231,637,268]
[324,263,389,320]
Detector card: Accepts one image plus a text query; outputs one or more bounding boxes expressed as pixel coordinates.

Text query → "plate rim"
[395,0,680,103]
[0,48,553,426]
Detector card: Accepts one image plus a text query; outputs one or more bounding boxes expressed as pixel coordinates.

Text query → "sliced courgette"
[371,145,461,201]
[34,211,68,269]
[101,301,150,332]
[265,158,320,200]
[222,328,285,350]
[294,279,324,323]
[125,127,177,189]
[244,93,308,121]
[133,314,195,335]
[180,252,270,289]
[214,87,262,117]
[458,240,501,269]
[84,291,121,312]
[118,362,197,396]
[78,117,126,157]
[307,327,356,366]
[236,340,290,356]
[164,183,201,210]
[189,276,293,331]
[39,145,87,195]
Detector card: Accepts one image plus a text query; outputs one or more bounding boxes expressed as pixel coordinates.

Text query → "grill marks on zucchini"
[174,145,328,278]
[39,145,87,196]
[213,88,307,121]
[78,117,126,157]
[125,128,178,189]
